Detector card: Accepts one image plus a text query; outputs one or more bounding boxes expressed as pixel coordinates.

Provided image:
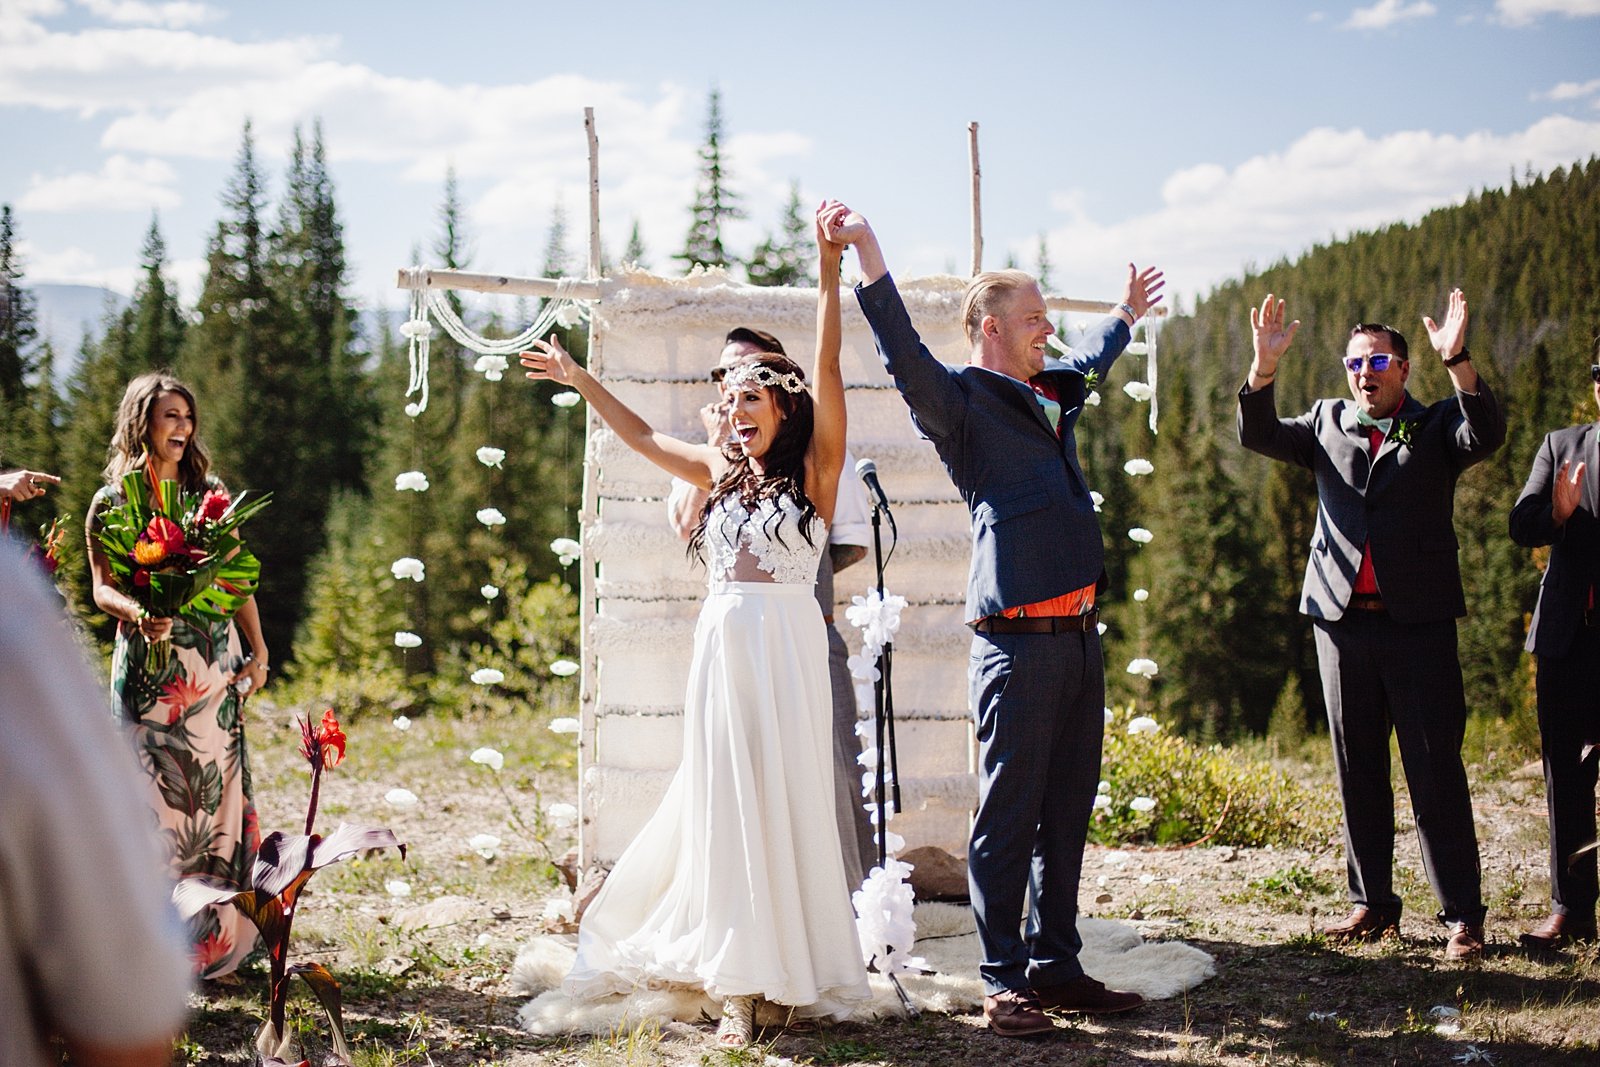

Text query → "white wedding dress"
[563,492,871,1016]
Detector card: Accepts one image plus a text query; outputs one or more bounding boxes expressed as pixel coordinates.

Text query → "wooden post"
[968,122,982,276]
[585,107,602,280]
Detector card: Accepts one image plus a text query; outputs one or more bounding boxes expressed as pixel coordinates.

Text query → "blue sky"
[3,0,1598,319]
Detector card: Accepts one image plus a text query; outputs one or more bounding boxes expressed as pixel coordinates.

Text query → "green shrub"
[1090,706,1339,849]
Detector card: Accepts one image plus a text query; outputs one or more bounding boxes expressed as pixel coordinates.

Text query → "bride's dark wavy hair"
[687,353,820,562]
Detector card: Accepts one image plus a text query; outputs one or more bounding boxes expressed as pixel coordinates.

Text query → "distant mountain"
[27,284,125,382]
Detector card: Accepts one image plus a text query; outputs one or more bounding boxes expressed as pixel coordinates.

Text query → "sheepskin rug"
[512,902,1216,1036]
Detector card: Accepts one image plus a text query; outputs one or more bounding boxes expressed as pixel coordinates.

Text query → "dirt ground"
[180,705,1600,1066]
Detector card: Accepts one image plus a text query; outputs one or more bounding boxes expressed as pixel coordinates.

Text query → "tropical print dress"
[92,484,261,979]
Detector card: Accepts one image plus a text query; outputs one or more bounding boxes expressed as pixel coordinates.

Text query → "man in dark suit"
[1508,352,1600,949]
[829,204,1163,1037]
[1238,290,1504,961]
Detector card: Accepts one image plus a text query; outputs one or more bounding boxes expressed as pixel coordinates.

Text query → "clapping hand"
[1553,458,1587,526]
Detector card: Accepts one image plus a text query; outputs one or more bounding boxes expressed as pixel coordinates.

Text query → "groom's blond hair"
[961,270,1040,347]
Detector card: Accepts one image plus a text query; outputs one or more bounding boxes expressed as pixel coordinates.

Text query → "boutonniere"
[1083,370,1100,390]
[1389,419,1416,447]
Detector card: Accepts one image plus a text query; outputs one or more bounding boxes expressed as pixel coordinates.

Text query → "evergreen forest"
[3,107,1596,741]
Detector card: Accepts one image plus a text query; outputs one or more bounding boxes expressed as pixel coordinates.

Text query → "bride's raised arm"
[807,200,849,524]
[520,335,721,489]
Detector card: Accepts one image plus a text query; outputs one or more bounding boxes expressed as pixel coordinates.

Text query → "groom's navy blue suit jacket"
[856,275,1131,621]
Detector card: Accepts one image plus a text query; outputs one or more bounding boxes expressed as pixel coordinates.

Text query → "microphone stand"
[866,490,916,1015]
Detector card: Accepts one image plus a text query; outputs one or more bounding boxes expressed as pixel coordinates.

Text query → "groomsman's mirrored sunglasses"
[1590,364,1600,384]
[1343,353,1399,373]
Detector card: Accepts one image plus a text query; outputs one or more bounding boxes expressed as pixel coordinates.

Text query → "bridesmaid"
[86,372,269,981]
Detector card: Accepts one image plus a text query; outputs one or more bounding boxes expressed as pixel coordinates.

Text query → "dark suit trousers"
[1313,614,1485,925]
[826,621,875,889]
[1535,623,1600,918]
[968,628,1104,994]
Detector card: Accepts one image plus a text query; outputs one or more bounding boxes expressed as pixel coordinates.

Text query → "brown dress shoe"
[983,989,1055,1038]
[1519,913,1598,950]
[1322,906,1400,943]
[1444,922,1485,961]
[1034,974,1144,1015]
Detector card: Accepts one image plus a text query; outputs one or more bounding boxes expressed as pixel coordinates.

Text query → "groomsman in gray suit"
[1238,290,1504,960]
[830,203,1163,1037]
[1509,348,1600,950]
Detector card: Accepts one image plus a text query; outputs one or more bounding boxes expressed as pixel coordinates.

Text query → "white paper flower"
[1098,780,1110,793]
[481,584,499,600]
[473,354,508,382]
[1127,714,1161,735]
[392,715,411,731]
[385,879,412,897]
[549,659,579,677]
[554,303,586,328]
[1085,389,1101,407]
[469,833,501,859]
[404,402,422,419]
[546,802,578,828]
[846,589,907,652]
[1133,588,1149,602]
[1089,490,1104,512]
[552,391,582,408]
[476,507,506,528]
[549,717,580,735]
[399,318,433,340]
[391,557,425,582]
[1130,796,1157,813]
[1092,794,1111,810]
[385,787,419,809]
[470,746,505,771]
[847,651,882,683]
[1125,341,1149,356]
[1126,659,1160,680]
[394,631,422,648]
[1124,458,1154,477]
[476,446,506,468]
[541,895,576,924]
[470,667,504,686]
[550,537,582,566]
[1123,381,1154,403]
[1097,622,1108,635]
[1129,527,1154,544]
[394,470,429,492]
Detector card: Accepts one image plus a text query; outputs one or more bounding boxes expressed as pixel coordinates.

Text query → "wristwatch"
[1443,347,1471,367]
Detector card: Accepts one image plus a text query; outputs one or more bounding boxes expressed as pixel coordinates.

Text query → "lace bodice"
[705,492,823,586]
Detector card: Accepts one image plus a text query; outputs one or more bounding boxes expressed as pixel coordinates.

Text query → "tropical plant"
[174,709,405,1065]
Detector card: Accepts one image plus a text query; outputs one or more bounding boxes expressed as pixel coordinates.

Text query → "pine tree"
[746,182,813,287]
[542,199,572,279]
[129,214,186,371]
[675,88,743,273]
[623,218,648,269]
[1035,233,1054,292]
[0,204,39,409]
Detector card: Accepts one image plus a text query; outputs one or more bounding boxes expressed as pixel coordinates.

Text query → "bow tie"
[1355,410,1393,435]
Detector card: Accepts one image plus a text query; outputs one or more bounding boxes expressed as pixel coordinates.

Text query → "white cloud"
[1496,0,1600,23]
[1036,115,1600,303]
[1536,77,1600,101]
[19,153,178,211]
[74,0,220,28]
[1343,0,1437,29]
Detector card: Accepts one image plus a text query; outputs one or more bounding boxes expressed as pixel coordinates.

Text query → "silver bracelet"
[1117,302,1137,320]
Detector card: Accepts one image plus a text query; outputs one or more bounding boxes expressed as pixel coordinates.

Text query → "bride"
[518,201,870,1045]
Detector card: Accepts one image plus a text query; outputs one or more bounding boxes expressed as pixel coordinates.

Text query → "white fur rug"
[512,902,1215,1036]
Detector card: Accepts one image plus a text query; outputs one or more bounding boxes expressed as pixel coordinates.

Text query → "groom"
[830,204,1162,1037]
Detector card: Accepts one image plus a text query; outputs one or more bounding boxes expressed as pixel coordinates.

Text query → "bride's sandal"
[717,995,756,1048]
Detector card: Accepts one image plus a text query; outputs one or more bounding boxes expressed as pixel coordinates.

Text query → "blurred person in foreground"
[0,535,192,1065]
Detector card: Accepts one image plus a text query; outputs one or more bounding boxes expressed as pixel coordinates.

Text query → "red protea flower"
[199,488,232,522]
[299,709,347,769]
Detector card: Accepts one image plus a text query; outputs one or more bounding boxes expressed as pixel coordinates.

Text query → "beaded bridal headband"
[721,362,807,395]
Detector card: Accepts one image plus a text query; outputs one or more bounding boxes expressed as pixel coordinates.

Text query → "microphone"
[856,457,892,513]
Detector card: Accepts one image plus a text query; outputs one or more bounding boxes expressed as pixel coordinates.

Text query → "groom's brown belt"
[974,609,1100,634]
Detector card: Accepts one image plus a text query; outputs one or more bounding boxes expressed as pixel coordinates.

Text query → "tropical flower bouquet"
[93,469,271,666]
[174,709,405,1066]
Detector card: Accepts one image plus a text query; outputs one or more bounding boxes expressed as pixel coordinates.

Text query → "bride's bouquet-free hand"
[94,468,272,668]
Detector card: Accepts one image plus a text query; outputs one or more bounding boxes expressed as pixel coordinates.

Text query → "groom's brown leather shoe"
[1519,913,1598,950]
[1322,906,1400,943]
[1034,975,1144,1015]
[983,990,1055,1037]
[1444,921,1485,961]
